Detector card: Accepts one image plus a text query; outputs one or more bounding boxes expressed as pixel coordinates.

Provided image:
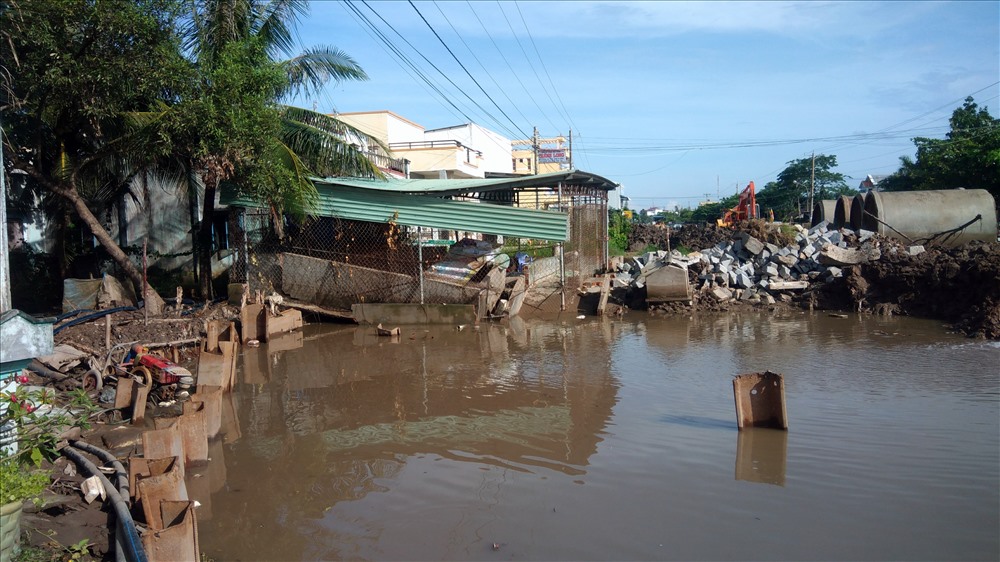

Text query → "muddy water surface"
[195,312,999,561]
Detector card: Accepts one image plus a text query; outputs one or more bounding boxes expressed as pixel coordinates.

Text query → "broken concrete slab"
[766,280,809,291]
[818,244,881,267]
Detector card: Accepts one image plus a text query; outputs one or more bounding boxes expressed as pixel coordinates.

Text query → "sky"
[288,1,1000,210]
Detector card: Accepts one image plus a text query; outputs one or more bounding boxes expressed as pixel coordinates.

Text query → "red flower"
[24,403,35,413]
[9,393,18,403]
[16,375,28,384]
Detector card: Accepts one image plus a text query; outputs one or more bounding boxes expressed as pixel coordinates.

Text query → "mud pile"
[837,240,1000,338]
[627,223,732,253]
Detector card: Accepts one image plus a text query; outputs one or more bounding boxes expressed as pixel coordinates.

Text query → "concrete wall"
[425,124,513,175]
[526,255,560,286]
[336,111,424,145]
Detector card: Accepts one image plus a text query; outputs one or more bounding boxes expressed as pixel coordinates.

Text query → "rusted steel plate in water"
[144,422,185,478]
[142,500,199,562]
[178,403,209,464]
[135,457,188,530]
[733,371,788,429]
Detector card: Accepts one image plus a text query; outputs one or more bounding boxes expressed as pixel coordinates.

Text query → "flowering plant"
[1,375,98,505]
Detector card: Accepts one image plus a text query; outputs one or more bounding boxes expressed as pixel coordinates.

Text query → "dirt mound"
[822,240,1000,338]
[627,223,733,253]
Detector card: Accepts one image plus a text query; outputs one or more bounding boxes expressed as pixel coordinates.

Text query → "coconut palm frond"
[271,140,318,218]
[279,105,389,154]
[279,112,385,180]
[280,46,368,99]
[255,0,309,58]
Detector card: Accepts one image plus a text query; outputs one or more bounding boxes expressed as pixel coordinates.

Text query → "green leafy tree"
[1,0,189,314]
[137,0,388,299]
[879,97,1000,204]
[757,154,852,221]
[690,194,738,224]
[608,209,631,255]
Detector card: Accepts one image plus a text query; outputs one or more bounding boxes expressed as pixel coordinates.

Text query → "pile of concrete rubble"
[614,221,926,306]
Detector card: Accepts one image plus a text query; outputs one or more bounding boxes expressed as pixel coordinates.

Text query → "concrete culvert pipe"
[833,195,854,229]
[849,194,867,231]
[861,189,998,247]
[811,200,837,227]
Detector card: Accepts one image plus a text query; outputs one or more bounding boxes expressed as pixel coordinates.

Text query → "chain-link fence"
[228,190,608,314]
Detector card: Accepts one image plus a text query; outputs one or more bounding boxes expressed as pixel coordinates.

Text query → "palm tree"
[162,0,388,298]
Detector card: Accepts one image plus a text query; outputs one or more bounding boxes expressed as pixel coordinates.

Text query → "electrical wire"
[409,0,529,141]
[358,0,522,141]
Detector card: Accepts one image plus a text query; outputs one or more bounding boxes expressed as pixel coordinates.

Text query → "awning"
[223,184,570,241]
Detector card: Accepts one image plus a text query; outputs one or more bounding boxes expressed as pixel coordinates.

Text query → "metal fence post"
[558,182,565,311]
[418,226,424,305]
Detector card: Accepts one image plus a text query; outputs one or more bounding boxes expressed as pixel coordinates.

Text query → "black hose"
[53,306,139,335]
[68,440,130,503]
[56,309,94,322]
[62,446,148,562]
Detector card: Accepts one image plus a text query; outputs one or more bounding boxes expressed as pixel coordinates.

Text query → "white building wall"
[423,123,512,176]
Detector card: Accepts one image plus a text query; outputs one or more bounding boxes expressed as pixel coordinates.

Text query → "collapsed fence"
[226,184,609,314]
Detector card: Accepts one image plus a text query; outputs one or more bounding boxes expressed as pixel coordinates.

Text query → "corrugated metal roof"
[224,184,570,241]
[312,169,618,195]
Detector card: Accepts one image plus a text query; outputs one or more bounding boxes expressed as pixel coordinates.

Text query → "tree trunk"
[198,181,216,300]
[61,185,165,315]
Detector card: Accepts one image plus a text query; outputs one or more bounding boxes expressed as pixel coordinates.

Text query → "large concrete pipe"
[811,200,837,227]
[849,194,866,231]
[861,189,998,247]
[833,195,853,229]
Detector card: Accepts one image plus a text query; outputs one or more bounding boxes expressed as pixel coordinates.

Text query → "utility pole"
[568,128,573,169]
[808,151,816,219]
[532,126,539,176]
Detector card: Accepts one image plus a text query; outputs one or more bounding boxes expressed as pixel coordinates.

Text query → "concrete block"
[858,229,875,241]
[827,231,843,245]
[779,265,792,279]
[824,266,843,279]
[763,293,776,305]
[907,245,925,256]
[743,236,765,256]
[711,286,733,301]
[765,264,779,277]
[766,243,780,255]
[774,254,798,268]
[809,221,829,235]
[737,272,753,289]
[728,270,738,286]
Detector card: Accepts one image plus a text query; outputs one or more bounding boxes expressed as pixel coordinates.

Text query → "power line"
[431,2,533,130]
[342,1,476,125]
[356,0,521,139]
[494,1,562,134]
[409,0,529,141]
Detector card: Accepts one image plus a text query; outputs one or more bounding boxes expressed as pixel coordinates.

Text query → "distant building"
[334,110,513,180]
[859,174,887,191]
[511,134,570,175]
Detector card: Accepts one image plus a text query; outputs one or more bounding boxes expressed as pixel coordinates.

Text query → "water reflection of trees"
[202,321,621,558]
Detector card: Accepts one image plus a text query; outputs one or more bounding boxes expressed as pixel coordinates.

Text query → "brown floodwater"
[193,311,999,561]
